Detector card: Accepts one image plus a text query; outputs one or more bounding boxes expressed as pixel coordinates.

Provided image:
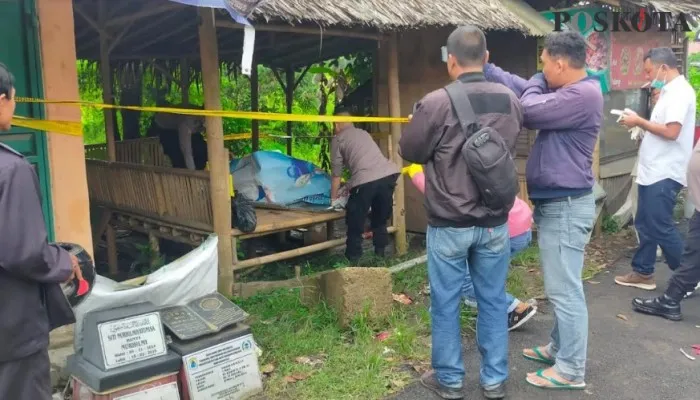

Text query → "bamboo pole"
[233,227,398,271]
[180,57,190,105]
[251,61,260,151]
[98,0,120,275]
[285,66,294,155]
[98,1,115,162]
[198,8,234,296]
[387,33,407,256]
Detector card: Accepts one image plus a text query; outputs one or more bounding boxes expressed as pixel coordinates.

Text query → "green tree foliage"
[78,53,372,166]
[688,53,700,118]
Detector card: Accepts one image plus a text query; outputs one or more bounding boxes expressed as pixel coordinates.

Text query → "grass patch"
[239,236,641,399]
[238,286,430,400]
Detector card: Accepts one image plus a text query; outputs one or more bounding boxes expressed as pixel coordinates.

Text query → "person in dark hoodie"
[0,63,81,399]
[484,31,603,390]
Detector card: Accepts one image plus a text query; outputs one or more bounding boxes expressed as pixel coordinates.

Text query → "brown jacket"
[399,72,524,228]
[331,126,399,189]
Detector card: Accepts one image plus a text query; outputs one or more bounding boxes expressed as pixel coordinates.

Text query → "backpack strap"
[444,80,479,135]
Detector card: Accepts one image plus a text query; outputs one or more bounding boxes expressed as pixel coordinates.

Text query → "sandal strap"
[532,347,549,360]
[535,369,569,387]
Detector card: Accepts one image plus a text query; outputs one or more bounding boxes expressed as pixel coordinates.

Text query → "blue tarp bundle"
[230,151,333,208]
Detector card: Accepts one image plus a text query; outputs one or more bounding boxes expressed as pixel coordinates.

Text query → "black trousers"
[0,349,52,400]
[345,174,399,262]
[666,210,700,301]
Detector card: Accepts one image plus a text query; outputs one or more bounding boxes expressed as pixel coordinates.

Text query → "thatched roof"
[602,0,700,13]
[73,0,554,70]
[252,0,551,34]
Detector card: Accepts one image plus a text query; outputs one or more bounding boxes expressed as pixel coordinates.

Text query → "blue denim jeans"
[632,179,683,275]
[463,230,532,313]
[533,193,595,383]
[427,223,510,389]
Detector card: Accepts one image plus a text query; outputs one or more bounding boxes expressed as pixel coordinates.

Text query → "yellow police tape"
[11,115,84,137]
[14,97,410,124]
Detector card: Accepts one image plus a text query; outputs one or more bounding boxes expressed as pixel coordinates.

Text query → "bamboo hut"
[72,0,554,295]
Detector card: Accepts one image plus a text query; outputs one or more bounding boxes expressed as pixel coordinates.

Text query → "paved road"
[390,257,700,400]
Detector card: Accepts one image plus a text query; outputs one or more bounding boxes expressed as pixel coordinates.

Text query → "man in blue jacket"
[484,31,603,390]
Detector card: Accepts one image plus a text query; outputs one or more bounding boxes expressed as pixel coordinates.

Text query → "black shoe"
[483,383,506,399]
[632,294,682,321]
[508,305,537,331]
[420,371,463,399]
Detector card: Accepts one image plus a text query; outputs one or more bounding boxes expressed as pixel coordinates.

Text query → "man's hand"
[408,114,413,121]
[620,110,641,129]
[65,254,84,283]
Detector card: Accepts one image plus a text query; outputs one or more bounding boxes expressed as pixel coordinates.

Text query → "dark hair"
[543,31,587,69]
[0,63,15,99]
[644,47,678,69]
[446,25,487,67]
[333,106,352,116]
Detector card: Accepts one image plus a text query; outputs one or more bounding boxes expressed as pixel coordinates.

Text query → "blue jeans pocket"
[429,226,471,259]
[483,224,509,254]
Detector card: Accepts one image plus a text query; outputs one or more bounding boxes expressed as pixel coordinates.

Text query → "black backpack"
[444,80,519,215]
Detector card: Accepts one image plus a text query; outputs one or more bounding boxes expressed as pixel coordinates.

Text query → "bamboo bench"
[86,159,347,271]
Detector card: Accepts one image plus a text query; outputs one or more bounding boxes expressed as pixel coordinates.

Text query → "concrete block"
[317,267,393,327]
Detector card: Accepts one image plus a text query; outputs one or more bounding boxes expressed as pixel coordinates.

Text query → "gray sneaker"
[420,371,463,400]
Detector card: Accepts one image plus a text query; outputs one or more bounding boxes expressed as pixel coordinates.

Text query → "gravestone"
[66,302,182,396]
[163,294,262,400]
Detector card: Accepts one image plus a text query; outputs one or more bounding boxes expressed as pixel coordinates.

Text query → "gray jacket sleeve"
[0,160,73,283]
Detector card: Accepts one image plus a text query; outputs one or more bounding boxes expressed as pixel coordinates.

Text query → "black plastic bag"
[231,193,257,233]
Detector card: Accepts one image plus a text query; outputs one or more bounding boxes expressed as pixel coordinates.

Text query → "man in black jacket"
[400,26,523,400]
[0,63,80,399]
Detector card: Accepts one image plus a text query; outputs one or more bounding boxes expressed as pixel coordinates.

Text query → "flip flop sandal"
[522,347,555,365]
[526,369,586,390]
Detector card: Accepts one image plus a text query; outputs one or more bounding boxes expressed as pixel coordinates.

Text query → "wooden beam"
[98,0,116,161]
[387,33,407,256]
[198,8,234,296]
[75,3,110,38]
[293,66,311,91]
[251,61,260,151]
[271,68,287,92]
[286,66,294,155]
[216,20,387,41]
[108,19,137,54]
[107,2,182,28]
[128,21,194,54]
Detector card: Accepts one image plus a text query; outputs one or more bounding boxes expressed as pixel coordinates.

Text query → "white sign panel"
[98,313,167,370]
[183,334,262,400]
[114,382,180,400]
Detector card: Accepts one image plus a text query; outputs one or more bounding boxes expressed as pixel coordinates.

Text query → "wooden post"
[98,0,115,161]
[106,226,118,276]
[148,232,161,269]
[285,66,294,155]
[98,0,120,275]
[180,57,190,105]
[251,61,260,152]
[198,8,234,296]
[387,33,407,255]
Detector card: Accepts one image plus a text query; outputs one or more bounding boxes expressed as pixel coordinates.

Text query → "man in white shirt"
[615,47,697,291]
